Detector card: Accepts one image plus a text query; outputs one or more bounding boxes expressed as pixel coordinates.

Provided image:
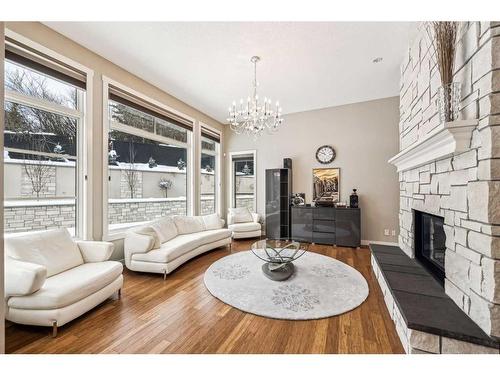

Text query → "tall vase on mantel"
[437,82,461,123]
[430,21,461,123]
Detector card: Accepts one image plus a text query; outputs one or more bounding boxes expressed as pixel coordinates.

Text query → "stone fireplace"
[389,22,500,339]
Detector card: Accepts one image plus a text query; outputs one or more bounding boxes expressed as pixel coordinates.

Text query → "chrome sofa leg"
[52,321,58,338]
[163,269,167,280]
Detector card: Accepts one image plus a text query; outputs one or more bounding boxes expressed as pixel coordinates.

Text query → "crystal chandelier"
[227,56,283,138]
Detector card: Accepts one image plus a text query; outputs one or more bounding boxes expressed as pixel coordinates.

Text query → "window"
[106,85,192,233]
[200,126,220,215]
[3,41,86,237]
[230,151,256,212]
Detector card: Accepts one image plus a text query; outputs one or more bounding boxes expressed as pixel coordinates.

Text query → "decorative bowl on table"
[250,239,308,281]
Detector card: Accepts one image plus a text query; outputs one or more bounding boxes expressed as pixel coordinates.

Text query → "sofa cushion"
[150,216,178,243]
[5,228,84,277]
[131,229,230,264]
[132,233,203,264]
[202,213,224,230]
[8,261,123,310]
[135,226,161,250]
[173,215,205,234]
[228,222,261,232]
[228,207,253,223]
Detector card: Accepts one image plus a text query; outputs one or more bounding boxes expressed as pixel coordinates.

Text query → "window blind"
[201,126,221,143]
[5,37,87,90]
[108,85,194,132]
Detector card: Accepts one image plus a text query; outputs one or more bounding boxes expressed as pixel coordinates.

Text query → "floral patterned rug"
[204,251,369,320]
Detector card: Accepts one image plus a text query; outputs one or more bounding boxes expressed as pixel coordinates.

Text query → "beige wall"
[1,21,5,354]
[5,22,225,250]
[225,96,400,243]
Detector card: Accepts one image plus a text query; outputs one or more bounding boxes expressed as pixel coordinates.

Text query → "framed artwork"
[313,168,340,204]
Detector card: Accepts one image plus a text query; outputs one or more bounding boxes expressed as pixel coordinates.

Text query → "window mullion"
[5,89,83,119]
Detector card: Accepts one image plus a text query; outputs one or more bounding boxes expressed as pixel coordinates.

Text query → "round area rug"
[204,251,369,320]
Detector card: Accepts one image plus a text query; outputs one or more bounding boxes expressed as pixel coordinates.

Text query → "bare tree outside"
[123,141,139,199]
[23,138,52,199]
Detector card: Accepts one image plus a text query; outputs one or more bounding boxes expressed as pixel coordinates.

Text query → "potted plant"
[429,21,460,123]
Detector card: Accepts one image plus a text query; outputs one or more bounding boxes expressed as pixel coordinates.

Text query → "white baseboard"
[361,240,399,247]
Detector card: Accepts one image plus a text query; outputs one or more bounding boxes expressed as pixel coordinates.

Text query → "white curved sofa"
[5,228,123,336]
[228,208,262,239]
[124,213,231,277]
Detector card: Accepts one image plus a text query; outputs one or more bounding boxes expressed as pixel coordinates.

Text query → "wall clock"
[316,145,336,164]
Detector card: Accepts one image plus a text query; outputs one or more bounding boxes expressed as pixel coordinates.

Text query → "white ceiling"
[44,22,413,123]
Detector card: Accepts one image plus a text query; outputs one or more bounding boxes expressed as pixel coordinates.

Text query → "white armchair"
[4,228,123,337]
[227,207,262,239]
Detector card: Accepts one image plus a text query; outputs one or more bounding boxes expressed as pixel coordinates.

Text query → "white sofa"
[227,207,262,239]
[4,228,123,337]
[124,213,231,278]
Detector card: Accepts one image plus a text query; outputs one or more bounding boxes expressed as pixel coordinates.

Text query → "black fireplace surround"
[414,210,446,285]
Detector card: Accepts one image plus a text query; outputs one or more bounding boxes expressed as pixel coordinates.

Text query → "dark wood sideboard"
[291,206,361,247]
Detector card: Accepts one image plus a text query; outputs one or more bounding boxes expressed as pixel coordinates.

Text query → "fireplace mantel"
[388,120,478,172]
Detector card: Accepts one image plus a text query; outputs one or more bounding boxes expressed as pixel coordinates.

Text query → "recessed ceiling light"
[373,57,383,63]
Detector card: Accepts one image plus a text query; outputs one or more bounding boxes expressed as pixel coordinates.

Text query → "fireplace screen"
[414,211,446,283]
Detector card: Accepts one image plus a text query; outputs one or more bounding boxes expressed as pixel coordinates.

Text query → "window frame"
[228,150,257,213]
[199,122,221,216]
[3,29,94,240]
[102,76,195,241]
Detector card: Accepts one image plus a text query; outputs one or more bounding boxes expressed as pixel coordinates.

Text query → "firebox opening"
[414,210,446,285]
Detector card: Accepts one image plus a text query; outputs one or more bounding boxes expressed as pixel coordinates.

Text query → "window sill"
[105,221,150,241]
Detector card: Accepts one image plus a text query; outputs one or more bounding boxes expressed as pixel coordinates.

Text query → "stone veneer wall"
[4,202,75,232]
[398,22,500,337]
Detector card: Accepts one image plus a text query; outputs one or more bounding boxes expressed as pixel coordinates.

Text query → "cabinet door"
[336,209,361,247]
[265,169,281,239]
[291,208,313,242]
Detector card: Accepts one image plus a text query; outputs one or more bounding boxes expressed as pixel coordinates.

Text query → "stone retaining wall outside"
[4,196,254,233]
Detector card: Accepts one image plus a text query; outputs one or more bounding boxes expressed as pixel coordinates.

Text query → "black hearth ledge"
[370,244,500,349]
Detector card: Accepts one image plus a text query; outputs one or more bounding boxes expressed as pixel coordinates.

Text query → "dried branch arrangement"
[431,21,459,86]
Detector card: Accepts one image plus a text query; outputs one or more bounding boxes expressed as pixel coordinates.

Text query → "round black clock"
[316,145,336,164]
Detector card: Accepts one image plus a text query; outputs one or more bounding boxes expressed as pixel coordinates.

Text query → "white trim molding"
[388,120,478,172]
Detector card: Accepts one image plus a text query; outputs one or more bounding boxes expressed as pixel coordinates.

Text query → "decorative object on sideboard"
[312,167,339,206]
[315,145,336,164]
[350,188,359,208]
[227,56,284,139]
[291,193,306,206]
[427,21,461,123]
[283,158,292,169]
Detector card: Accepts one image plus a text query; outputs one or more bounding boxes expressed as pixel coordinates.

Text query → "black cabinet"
[291,206,360,247]
[336,208,361,247]
[265,168,292,239]
[291,206,313,242]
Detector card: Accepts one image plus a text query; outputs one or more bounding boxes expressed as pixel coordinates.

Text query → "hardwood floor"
[5,240,404,354]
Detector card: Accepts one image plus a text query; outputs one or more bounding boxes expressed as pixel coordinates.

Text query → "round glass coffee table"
[250,238,308,281]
